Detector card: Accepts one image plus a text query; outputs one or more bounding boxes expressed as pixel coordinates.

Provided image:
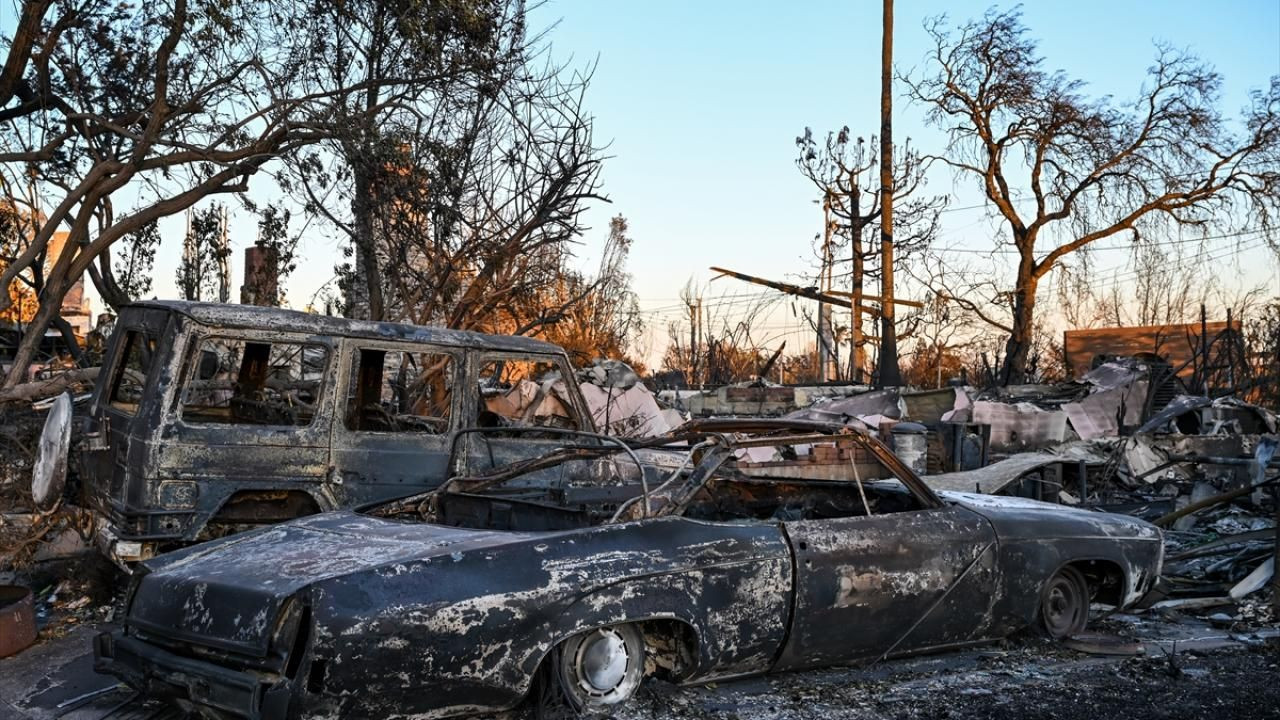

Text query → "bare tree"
[284,0,530,321]
[662,282,784,386]
[175,205,229,302]
[1054,237,1269,333]
[537,215,646,368]
[904,8,1280,384]
[0,0,496,387]
[1243,299,1280,406]
[903,255,974,388]
[795,127,943,381]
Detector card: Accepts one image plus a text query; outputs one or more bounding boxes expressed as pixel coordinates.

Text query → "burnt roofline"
[126,300,563,353]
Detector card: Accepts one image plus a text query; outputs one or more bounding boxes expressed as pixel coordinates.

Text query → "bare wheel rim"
[555,624,644,710]
[1041,567,1088,638]
[577,629,630,694]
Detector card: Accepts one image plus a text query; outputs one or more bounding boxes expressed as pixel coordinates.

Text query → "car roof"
[125,300,565,355]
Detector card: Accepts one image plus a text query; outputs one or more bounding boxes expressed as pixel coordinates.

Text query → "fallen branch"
[0,368,100,405]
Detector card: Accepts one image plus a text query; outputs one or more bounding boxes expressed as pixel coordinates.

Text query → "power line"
[1077,237,1271,292]
[932,227,1270,256]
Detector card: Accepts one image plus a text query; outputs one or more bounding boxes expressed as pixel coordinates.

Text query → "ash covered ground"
[3,600,1277,720]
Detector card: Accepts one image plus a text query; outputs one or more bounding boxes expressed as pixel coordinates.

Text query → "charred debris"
[0,312,1276,668]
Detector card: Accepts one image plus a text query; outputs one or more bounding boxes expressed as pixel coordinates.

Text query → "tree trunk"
[51,314,87,366]
[3,277,68,388]
[350,165,385,321]
[0,367,100,404]
[1000,268,1038,385]
[851,222,864,383]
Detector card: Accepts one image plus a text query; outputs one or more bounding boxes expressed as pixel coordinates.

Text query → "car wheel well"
[1062,558,1126,607]
[637,619,699,681]
[208,489,323,527]
[528,617,701,700]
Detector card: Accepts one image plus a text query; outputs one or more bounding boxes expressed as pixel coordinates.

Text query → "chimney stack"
[240,245,279,307]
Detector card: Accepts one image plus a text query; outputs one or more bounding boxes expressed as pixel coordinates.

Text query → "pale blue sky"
[533,1,1280,359]
[4,1,1279,361]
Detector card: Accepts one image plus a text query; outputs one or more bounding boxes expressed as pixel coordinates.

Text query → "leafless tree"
[904,8,1280,384]
[1054,237,1268,332]
[175,205,229,302]
[536,215,646,368]
[795,127,943,380]
[1243,299,1280,406]
[0,0,494,387]
[903,255,974,388]
[662,282,785,386]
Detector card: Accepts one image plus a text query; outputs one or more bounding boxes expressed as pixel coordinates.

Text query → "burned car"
[44,300,626,565]
[95,419,1163,719]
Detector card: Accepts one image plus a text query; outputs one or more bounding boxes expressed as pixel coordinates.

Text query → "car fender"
[516,551,793,695]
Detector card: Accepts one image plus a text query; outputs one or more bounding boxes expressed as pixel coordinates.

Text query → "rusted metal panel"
[0,585,37,658]
[1063,321,1236,380]
[775,505,998,669]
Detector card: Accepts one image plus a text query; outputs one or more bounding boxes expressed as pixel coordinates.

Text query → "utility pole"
[877,0,902,387]
[216,204,231,304]
[688,297,698,388]
[850,194,865,383]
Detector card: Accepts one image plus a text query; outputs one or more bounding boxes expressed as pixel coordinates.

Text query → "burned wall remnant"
[1063,321,1238,382]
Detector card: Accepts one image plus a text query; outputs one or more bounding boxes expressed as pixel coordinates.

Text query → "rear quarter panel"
[952,494,1163,633]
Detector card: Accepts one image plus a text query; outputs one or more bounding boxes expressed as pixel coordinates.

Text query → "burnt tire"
[535,624,645,718]
[1040,566,1089,639]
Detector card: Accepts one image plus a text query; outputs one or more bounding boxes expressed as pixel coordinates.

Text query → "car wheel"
[1040,566,1089,638]
[536,624,645,718]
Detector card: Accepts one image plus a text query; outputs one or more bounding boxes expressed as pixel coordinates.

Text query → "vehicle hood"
[940,490,1163,542]
[127,512,541,657]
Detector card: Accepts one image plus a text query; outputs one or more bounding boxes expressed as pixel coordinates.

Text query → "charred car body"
[68,300,632,566]
[96,420,1164,719]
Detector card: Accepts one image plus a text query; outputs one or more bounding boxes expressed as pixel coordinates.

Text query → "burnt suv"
[62,301,620,566]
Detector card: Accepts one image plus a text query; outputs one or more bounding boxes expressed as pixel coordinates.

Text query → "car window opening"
[108,329,159,415]
[180,337,327,427]
[476,357,581,431]
[346,348,453,433]
[368,434,926,533]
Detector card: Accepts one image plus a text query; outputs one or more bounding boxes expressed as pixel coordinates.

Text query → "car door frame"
[159,326,339,538]
[328,338,464,507]
[88,308,181,530]
[773,500,999,670]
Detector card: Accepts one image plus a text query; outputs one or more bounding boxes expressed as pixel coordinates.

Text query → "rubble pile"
[0,388,93,570]
[781,358,1280,624]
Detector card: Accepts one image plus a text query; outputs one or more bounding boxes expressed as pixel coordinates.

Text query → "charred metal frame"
[75,300,599,565]
[95,420,1164,720]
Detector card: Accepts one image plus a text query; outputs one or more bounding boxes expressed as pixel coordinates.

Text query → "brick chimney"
[240,245,279,307]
